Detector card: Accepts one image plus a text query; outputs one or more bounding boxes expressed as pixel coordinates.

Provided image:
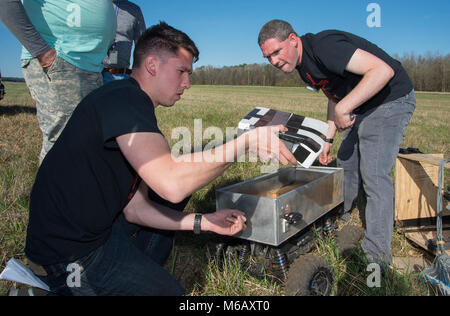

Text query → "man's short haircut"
[133,21,199,68]
[258,19,298,46]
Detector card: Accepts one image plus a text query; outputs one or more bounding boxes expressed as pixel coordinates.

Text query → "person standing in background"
[102,0,146,84]
[0,0,116,163]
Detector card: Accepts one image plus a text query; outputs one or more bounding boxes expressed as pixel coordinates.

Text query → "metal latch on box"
[281,212,302,233]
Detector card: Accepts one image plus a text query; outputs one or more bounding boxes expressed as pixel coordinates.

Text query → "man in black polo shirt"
[258,20,415,267]
[24,22,297,296]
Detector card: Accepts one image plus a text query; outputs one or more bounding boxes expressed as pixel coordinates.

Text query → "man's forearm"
[326,120,337,139]
[167,126,293,202]
[0,0,51,57]
[169,130,250,199]
[326,99,337,138]
[118,126,294,205]
[327,98,336,122]
[126,195,195,231]
[123,183,245,236]
[337,48,395,116]
[336,66,393,115]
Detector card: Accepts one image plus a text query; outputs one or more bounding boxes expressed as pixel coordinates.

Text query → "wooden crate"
[395,153,450,255]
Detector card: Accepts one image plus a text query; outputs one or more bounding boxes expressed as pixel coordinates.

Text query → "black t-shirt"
[25,78,162,265]
[296,30,413,114]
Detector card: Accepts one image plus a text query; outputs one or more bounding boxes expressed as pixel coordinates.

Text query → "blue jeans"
[37,215,184,296]
[337,90,416,265]
[102,72,130,85]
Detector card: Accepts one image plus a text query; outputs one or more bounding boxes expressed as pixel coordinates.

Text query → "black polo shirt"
[25,78,161,265]
[296,30,413,114]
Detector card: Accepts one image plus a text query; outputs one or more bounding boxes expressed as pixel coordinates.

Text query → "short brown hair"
[258,19,298,46]
[133,21,199,68]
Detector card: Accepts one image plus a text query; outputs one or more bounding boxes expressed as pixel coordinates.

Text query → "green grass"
[0,82,448,296]
[313,228,434,296]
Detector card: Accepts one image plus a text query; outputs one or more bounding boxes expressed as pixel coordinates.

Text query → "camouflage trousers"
[22,56,102,163]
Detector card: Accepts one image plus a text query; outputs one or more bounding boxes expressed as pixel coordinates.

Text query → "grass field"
[0,81,449,296]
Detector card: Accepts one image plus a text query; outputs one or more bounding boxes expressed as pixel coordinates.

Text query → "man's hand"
[203,209,247,236]
[319,142,333,165]
[334,106,356,131]
[247,125,298,166]
[37,48,56,69]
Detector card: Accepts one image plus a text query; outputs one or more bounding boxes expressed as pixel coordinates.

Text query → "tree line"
[1,77,25,82]
[191,52,450,92]
[393,52,449,92]
[3,53,448,92]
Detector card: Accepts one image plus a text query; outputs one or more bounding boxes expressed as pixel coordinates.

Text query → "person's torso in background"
[103,0,146,69]
[21,0,116,72]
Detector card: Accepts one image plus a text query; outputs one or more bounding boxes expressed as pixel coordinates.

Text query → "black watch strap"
[193,213,202,234]
[325,138,334,144]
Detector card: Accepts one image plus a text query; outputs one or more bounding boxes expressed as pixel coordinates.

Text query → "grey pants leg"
[337,90,416,265]
[22,57,102,164]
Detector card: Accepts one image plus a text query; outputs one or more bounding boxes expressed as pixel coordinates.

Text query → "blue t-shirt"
[21,0,116,72]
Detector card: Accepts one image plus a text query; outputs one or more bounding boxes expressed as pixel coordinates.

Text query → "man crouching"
[24,22,296,296]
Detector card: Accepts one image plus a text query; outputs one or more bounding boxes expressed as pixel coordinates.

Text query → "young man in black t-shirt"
[24,22,297,296]
[258,20,416,267]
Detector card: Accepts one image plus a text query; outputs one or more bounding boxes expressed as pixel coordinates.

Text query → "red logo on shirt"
[306,72,339,101]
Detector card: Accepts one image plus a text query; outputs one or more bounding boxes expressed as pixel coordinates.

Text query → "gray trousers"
[337,90,416,265]
[22,56,102,163]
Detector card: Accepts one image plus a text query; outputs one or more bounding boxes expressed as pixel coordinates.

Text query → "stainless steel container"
[216,166,344,246]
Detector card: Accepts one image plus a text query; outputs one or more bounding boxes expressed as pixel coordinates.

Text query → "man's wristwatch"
[193,213,202,234]
[325,138,334,144]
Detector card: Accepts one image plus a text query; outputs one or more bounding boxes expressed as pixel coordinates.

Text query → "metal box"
[216,166,344,246]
